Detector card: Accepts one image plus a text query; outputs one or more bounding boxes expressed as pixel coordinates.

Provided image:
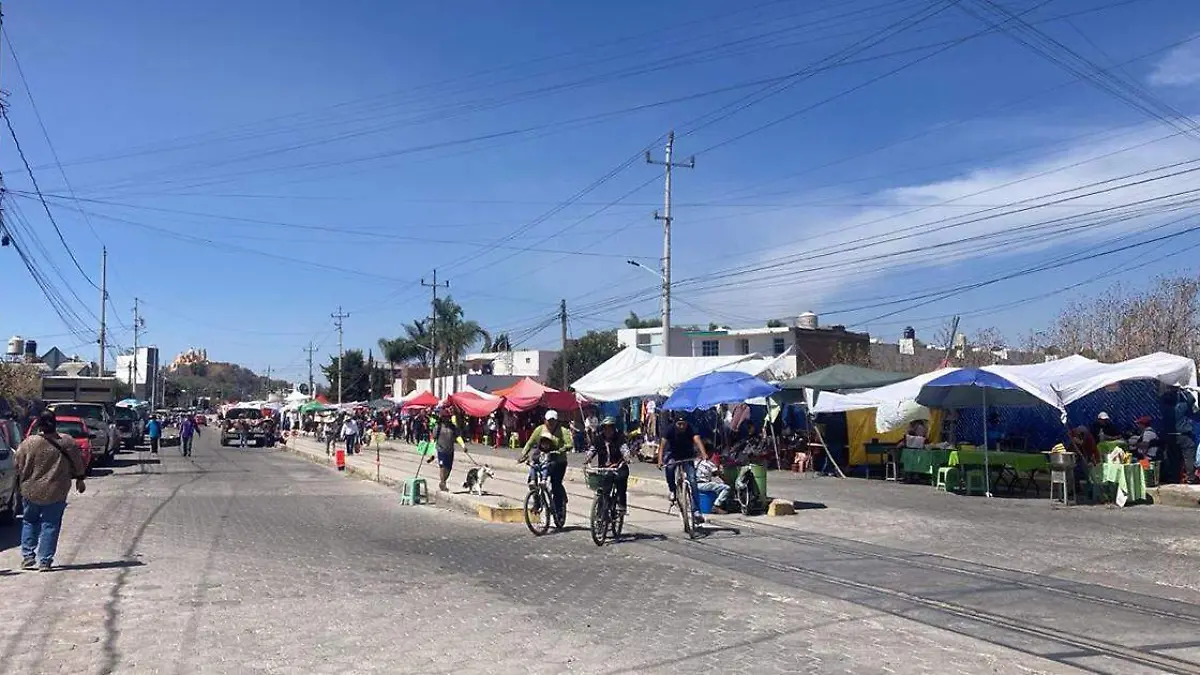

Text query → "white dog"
[462,465,495,496]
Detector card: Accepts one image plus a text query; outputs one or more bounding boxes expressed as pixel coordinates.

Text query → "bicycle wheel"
[590,492,608,547]
[681,482,697,538]
[611,493,625,539]
[524,488,550,536]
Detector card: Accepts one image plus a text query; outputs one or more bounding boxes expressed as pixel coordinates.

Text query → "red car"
[26,415,95,473]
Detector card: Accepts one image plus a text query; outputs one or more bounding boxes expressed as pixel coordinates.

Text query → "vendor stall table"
[948,449,1049,496]
[1090,462,1147,505]
[900,447,952,483]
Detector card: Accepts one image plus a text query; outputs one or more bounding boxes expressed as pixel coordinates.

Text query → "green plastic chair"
[964,469,986,495]
[399,477,428,505]
[934,466,958,492]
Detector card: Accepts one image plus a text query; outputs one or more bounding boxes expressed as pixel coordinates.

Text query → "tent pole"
[809,408,846,479]
[982,388,992,498]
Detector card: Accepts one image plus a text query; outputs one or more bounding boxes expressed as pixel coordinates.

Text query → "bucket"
[696,489,717,514]
[747,463,767,499]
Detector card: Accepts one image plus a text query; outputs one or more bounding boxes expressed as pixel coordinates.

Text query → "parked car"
[25,415,95,473]
[45,402,118,463]
[113,406,146,450]
[0,419,22,525]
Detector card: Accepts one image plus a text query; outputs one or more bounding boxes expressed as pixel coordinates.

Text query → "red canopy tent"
[400,391,439,410]
[444,391,503,418]
[493,377,580,412]
[315,394,330,404]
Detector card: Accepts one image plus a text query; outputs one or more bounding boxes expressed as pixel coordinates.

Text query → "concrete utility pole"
[98,247,108,374]
[421,270,449,397]
[304,342,318,397]
[560,299,568,390]
[646,131,694,357]
[131,298,144,397]
[266,365,272,397]
[331,307,349,405]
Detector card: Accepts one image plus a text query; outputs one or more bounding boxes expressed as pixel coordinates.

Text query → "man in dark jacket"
[15,410,86,571]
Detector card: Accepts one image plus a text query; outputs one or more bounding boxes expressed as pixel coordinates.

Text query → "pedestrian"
[179,414,199,457]
[425,407,466,492]
[14,410,86,571]
[341,415,359,455]
[147,414,162,455]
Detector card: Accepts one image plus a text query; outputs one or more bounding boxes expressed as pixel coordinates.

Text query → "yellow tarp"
[846,408,942,465]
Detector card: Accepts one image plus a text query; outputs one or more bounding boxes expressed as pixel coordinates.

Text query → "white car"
[0,419,23,525]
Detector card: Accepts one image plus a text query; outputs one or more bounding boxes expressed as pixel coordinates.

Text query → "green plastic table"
[1090,462,1147,505]
[901,447,951,482]
[948,450,1049,495]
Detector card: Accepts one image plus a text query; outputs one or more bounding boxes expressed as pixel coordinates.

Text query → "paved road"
[3,434,1200,674]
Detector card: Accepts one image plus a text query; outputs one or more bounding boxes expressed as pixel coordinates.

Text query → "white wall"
[486,350,556,379]
[616,327,691,356]
[685,330,793,357]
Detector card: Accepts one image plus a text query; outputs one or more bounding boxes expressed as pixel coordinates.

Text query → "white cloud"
[1149,38,1200,86]
[682,121,1200,325]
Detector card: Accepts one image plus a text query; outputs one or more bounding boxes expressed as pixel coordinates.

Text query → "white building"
[115,346,160,400]
[461,349,558,380]
[617,326,793,358]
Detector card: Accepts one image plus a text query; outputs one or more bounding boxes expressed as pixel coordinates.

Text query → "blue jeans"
[665,460,700,513]
[181,435,194,455]
[21,500,67,564]
[697,481,730,509]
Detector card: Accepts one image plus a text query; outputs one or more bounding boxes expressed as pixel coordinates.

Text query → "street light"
[626,259,665,282]
[625,259,671,355]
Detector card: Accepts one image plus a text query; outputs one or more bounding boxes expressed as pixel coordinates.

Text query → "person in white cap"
[1092,412,1121,442]
[520,410,573,518]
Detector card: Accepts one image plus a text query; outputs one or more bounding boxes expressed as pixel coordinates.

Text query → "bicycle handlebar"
[663,458,697,468]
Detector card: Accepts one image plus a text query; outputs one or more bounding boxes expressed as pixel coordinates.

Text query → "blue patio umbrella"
[662,371,779,412]
[915,368,1052,498]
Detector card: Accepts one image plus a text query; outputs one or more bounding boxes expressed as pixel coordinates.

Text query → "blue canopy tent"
[662,371,779,412]
[916,368,1062,497]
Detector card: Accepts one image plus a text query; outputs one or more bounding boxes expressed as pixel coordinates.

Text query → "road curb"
[278,440,526,523]
[1154,484,1200,508]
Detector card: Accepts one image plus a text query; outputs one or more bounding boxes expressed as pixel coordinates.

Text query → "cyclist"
[657,415,707,521]
[519,410,572,517]
[584,417,630,514]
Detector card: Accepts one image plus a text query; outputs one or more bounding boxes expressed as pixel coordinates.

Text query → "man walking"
[15,411,86,571]
[147,414,162,455]
[179,415,200,457]
[341,415,359,455]
[425,407,466,492]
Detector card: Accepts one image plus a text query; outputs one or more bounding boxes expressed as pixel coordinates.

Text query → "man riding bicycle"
[519,410,572,518]
[584,417,630,514]
[658,415,707,522]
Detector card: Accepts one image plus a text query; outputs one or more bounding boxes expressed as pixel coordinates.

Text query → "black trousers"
[149,437,160,454]
[547,456,568,515]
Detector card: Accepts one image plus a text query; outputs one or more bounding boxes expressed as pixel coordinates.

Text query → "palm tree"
[433,297,488,393]
[484,332,512,352]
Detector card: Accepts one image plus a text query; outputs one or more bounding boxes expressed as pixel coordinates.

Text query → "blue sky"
[3,0,1200,383]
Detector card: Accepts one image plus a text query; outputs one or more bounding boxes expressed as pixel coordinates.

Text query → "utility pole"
[98,247,108,374]
[304,342,318,397]
[266,365,272,398]
[131,298,144,398]
[331,307,349,405]
[421,270,449,397]
[560,299,568,390]
[646,131,694,357]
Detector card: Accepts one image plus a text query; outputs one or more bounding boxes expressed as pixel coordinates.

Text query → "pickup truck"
[46,402,118,464]
[113,406,146,450]
[221,408,269,447]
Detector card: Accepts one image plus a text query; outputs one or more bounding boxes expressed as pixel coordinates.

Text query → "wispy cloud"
[1148,37,1200,86]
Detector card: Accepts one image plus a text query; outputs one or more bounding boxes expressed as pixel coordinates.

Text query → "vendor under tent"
[401,391,439,410]
[494,377,579,412]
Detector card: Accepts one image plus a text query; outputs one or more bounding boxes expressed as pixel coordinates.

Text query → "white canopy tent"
[571,346,758,401]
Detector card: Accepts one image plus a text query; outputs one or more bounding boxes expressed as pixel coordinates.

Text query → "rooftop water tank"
[797,312,818,330]
[6,335,23,357]
[24,339,38,362]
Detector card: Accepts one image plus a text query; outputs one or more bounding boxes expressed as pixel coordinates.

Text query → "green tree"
[624,311,661,329]
[547,330,620,391]
[483,332,512,352]
[320,349,369,402]
[766,319,786,328]
[433,296,488,388]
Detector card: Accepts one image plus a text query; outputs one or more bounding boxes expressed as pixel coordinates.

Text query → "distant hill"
[165,361,289,404]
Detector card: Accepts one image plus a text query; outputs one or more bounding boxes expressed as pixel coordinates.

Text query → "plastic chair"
[885,461,899,481]
[935,466,958,492]
[399,477,429,505]
[964,469,986,495]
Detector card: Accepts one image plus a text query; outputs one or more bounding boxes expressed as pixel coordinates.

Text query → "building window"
[738,339,750,355]
[701,340,719,356]
[773,338,786,355]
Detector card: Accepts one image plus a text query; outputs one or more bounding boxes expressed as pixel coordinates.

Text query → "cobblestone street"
[4,434,1200,674]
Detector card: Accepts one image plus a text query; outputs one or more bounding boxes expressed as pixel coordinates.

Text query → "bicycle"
[523,459,565,535]
[664,458,699,539]
[586,466,625,547]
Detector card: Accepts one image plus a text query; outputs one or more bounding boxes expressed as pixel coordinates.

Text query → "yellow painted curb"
[476,504,526,523]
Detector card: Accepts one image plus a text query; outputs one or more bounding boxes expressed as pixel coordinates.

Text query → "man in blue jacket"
[147,415,162,455]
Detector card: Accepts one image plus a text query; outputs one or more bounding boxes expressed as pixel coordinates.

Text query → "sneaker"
[20,557,35,570]
[37,561,52,572]
[693,512,705,524]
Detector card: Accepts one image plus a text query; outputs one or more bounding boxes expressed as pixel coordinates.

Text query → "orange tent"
[494,377,579,412]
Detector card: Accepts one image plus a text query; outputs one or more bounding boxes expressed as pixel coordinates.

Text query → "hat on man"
[1097,412,1110,421]
[601,416,617,426]
[544,410,558,421]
